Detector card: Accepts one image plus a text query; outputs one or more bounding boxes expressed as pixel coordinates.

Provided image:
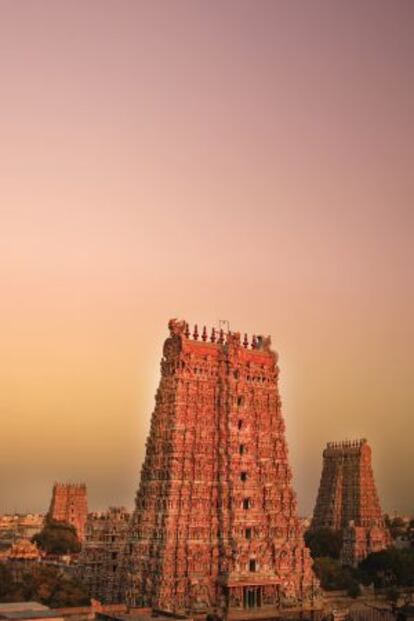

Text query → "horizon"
[1,1,413,517]
[1,317,411,517]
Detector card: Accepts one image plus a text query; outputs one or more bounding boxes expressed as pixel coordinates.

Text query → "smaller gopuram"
[48,482,88,542]
[311,439,390,566]
[77,506,130,603]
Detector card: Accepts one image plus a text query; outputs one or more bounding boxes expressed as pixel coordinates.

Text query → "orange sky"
[0,0,413,515]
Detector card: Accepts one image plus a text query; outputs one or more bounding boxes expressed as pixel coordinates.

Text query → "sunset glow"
[1,0,413,515]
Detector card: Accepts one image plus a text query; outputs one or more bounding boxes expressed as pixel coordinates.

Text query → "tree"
[347,581,361,598]
[313,557,356,591]
[22,565,90,607]
[33,520,81,555]
[0,564,22,602]
[388,517,406,540]
[359,549,414,588]
[385,586,399,605]
[305,528,343,559]
[0,563,89,607]
[408,519,414,546]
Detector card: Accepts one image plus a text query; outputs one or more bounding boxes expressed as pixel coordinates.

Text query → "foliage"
[385,586,400,603]
[347,581,361,598]
[0,564,21,602]
[384,515,408,540]
[312,547,414,597]
[305,528,343,559]
[410,523,414,545]
[0,562,89,607]
[33,520,81,555]
[359,548,414,588]
[313,556,359,595]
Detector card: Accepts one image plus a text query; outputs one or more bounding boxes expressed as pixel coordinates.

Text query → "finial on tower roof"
[243,333,249,349]
[252,335,258,349]
[202,326,207,342]
[193,324,199,340]
[211,327,216,343]
[218,329,224,344]
[184,322,190,338]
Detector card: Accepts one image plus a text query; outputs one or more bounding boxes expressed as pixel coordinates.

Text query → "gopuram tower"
[311,439,390,566]
[125,319,318,614]
[48,482,88,542]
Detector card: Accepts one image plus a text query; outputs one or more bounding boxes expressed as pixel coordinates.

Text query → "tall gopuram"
[311,439,390,566]
[48,482,88,542]
[125,319,319,615]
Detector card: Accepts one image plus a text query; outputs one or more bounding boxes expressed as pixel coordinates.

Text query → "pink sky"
[0,0,413,515]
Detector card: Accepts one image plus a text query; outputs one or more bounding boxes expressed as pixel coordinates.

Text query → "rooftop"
[0,605,49,613]
[0,603,62,621]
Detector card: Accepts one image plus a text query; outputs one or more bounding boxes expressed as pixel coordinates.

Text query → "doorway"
[243,587,262,609]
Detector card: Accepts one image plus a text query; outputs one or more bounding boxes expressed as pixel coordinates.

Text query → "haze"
[0,0,413,515]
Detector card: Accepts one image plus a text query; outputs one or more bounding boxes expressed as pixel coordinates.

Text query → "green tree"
[33,520,81,555]
[385,586,399,604]
[0,563,89,607]
[359,549,414,588]
[0,564,22,602]
[22,565,89,607]
[312,557,357,591]
[305,528,343,559]
[347,581,361,598]
[407,519,414,546]
[389,517,406,540]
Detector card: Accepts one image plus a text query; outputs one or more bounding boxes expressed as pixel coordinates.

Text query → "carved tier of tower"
[311,439,390,566]
[125,320,319,614]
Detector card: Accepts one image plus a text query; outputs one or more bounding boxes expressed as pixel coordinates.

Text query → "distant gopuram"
[125,319,319,614]
[48,482,88,542]
[311,439,390,566]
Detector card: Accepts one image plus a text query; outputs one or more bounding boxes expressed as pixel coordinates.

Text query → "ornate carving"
[125,320,319,613]
[168,318,187,336]
[77,506,130,603]
[47,482,88,542]
[312,439,390,566]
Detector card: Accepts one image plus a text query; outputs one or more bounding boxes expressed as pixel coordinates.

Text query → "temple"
[77,506,130,603]
[47,482,88,542]
[311,439,390,566]
[125,319,319,615]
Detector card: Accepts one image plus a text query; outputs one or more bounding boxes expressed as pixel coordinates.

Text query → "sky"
[0,0,413,516]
